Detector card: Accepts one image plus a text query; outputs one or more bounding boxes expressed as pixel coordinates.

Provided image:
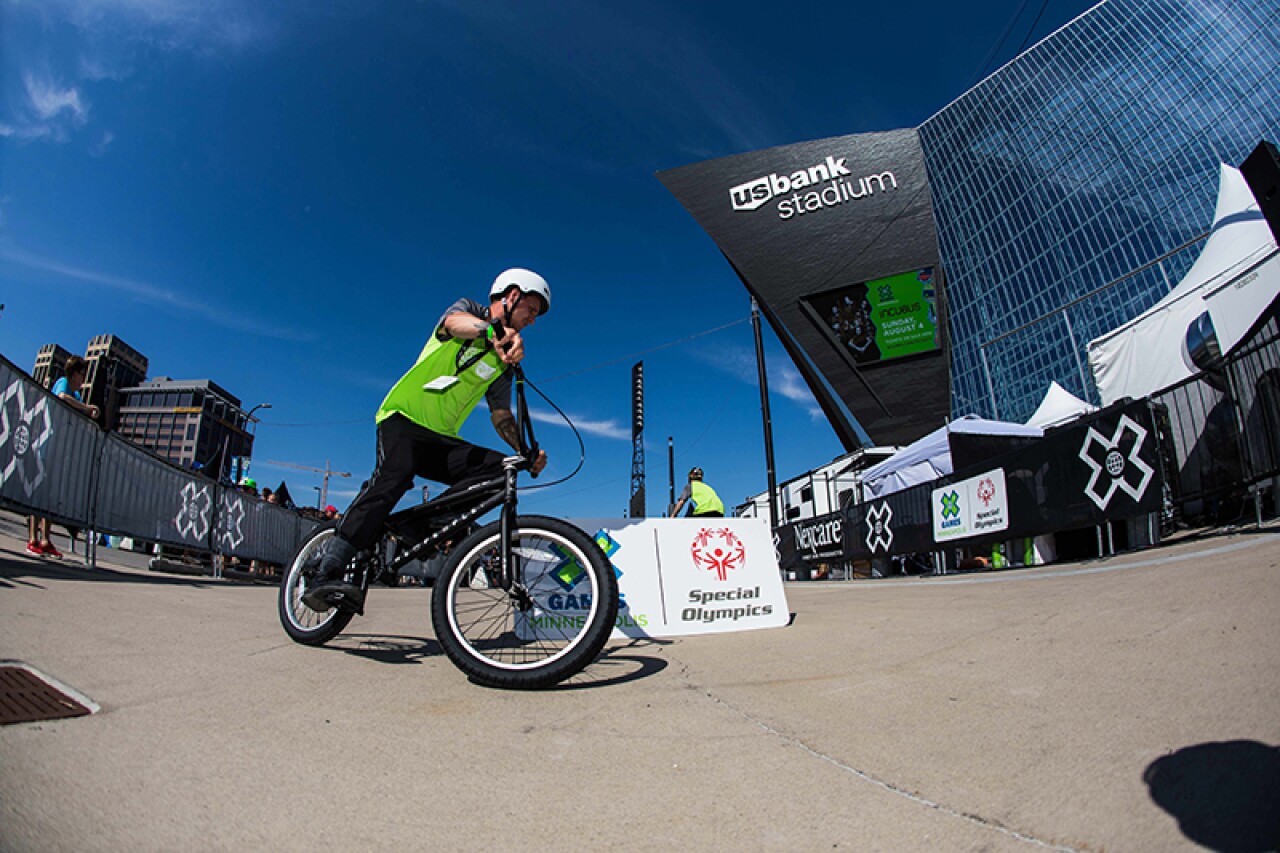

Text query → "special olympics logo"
[865,502,893,553]
[976,477,996,506]
[691,527,745,582]
[1079,414,1155,510]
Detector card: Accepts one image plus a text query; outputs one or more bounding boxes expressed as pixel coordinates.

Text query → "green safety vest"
[375,330,506,437]
[690,481,724,516]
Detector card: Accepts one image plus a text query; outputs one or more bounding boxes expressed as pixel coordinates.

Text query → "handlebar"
[491,318,540,476]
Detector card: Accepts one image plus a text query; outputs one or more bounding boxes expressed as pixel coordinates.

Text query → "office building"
[32,344,73,388]
[82,335,149,429]
[116,378,255,480]
[918,0,1280,422]
[663,0,1279,447]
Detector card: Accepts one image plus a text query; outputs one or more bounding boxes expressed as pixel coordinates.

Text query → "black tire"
[431,515,618,689]
[278,523,354,646]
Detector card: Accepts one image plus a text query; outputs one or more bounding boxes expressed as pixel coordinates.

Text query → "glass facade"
[919,0,1280,421]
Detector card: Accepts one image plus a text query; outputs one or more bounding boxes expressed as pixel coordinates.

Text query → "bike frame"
[377,365,538,594]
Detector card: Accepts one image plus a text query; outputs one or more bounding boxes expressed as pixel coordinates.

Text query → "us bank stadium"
[659,0,1280,576]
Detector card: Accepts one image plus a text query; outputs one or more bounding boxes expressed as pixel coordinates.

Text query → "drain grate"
[0,665,93,725]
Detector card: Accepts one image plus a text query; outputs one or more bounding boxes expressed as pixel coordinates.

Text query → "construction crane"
[261,459,352,508]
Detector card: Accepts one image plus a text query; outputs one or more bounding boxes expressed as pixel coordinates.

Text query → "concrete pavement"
[2,514,1278,851]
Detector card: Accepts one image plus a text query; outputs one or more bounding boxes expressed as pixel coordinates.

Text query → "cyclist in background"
[669,467,725,518]
[304,269,551,611]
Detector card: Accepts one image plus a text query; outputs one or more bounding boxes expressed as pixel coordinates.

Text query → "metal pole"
[668,436,675,516]
[1061,312,1091,400]
[752,299,780,531]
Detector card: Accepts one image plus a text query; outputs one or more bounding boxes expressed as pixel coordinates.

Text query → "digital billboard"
[805,267,940,367]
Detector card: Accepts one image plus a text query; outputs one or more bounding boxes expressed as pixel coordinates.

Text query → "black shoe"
[300,536,359,612]
[302,581,366,614]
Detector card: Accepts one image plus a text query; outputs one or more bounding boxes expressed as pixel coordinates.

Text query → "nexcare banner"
[658,130,950,448]
[573,518,790,639]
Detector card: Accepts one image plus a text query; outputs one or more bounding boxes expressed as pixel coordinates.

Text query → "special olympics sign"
[572,518,790,639]
[931,468,1009,543]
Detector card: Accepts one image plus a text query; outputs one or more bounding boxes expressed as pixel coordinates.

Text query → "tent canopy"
[1025,381,1097,429]
[1088,164,1280,405]
[860,415,1043,498]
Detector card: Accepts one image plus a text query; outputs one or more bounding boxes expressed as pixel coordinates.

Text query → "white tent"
[1087,164,1280,405]
[1025,381,1097,429]
[860,415,1043,498]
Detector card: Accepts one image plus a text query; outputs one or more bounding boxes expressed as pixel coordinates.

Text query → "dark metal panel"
[94,433,217,550]
[0,357,101,524]
[659,130,951,447]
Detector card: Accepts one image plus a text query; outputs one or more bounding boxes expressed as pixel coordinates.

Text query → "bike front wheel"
[279,523,354,646]
[431,515,618,689]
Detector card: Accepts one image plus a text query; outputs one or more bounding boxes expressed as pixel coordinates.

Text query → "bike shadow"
[547,639,672,691]
[331,634,444,665]
[328,634,671,689]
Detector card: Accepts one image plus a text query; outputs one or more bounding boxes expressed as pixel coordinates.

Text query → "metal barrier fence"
[1150,317,1280,524]
[0,355,315,567]
[777,314,1280,578]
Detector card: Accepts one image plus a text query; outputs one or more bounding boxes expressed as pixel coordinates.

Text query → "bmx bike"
[277,366,619,689]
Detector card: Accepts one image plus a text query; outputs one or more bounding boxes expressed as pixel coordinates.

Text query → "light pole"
[237,403,272,483]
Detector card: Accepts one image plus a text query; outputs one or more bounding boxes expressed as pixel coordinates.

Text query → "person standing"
[669,467,725,518]
[27,356,98,558]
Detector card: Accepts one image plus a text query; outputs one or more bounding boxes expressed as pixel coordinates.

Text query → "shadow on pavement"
[333,634,443,665]
[1144,739,1280,852]
[0,548,228,590]
[328,633,670,690]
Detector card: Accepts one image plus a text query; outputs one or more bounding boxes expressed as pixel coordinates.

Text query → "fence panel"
[0,359,101,526]
[214,488,308,565]
[94,432,217,551]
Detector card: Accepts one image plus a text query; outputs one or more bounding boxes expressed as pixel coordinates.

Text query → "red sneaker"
[26,541,42,556]
[40,541,63,559]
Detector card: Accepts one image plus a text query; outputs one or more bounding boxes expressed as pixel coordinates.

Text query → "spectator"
[324,505,339,521]
[27,356,98,559]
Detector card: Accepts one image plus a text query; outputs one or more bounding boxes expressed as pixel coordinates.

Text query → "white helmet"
[489,268,551,315]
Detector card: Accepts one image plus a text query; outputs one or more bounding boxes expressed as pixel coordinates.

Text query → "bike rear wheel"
[431,515,618,689]
[278,524,354,645]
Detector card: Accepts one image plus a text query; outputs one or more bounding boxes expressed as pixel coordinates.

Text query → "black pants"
[336,414,505,550]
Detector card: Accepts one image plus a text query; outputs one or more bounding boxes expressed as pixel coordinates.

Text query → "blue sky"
[1,0,1098,519]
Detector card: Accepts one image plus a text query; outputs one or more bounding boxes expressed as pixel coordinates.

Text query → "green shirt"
[688,481,725,516]
[375,299,512,437]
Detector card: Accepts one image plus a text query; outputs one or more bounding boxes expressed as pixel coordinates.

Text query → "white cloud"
[25,73,88,122]
[0,246,314,342]
[772,363,825,421]
[2,0,279,145]
[530,408,630,441]
[701,344,824,420]
[0,72,89,141]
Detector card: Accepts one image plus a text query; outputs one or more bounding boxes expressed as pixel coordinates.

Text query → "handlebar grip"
[489,318,512,354]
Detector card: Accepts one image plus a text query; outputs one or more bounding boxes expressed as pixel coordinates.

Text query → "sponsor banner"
[789,511,844,562]
[572,518,790,638]
[837,399,1163,559]
[931,469,1009,543]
